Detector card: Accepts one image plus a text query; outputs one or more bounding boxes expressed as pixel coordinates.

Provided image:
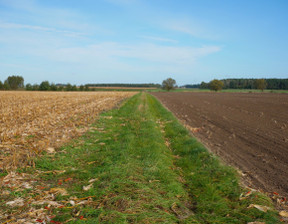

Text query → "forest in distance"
[197,78,288,90]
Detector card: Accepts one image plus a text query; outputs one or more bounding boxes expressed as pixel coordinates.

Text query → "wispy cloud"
[46,42,221,66]
[158,17,219,40]
[169,24,200,37]
[140,35,178,43]
[0,21,85,37]
[0,0,95,33]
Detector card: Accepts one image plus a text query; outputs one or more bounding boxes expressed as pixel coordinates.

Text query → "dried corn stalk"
[0,91,135,170]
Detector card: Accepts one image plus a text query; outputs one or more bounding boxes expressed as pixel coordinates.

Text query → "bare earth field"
[0,91,135,170]
[152,92,288,198]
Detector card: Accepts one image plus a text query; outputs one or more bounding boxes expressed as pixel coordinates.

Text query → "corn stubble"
[0,91,135,170]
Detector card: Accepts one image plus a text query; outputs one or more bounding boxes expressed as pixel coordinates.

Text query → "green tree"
[229,81,236,89]
[209,79,224,92]
[39,81,50,91]
[79,85,84,91]
[162,78,176,91]
[32,84,39,91]
[254,79,267,92]
[65,83,73,91]
[84,85,90,91]
[5,75,24,90]
[0,81,3,90]
[200,81,209,89]
[58,85,64,91]
[3,81,10,90]
[50,83,58,91]
[71,85,78,91]
[25,83,33,91]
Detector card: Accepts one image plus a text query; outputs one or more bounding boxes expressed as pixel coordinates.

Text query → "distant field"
[221,89,288,93]
[0,91,136,170]
[152,92,288,198]
[148,88,288,93]
[89,86,158,91]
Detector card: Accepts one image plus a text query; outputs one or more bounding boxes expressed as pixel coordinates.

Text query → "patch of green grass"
[0,170,8,177]
[32,93,280,223]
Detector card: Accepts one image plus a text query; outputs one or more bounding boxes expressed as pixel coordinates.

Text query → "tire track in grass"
[30,93,198,223]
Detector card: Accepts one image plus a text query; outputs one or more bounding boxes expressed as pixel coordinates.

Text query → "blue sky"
[0,0,287,85]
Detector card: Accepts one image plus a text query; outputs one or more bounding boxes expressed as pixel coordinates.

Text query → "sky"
[0,0,287,85]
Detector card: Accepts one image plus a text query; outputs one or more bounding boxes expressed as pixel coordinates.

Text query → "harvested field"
[152,92,288,198]
[0,91,135,170]
[89,86,157,90]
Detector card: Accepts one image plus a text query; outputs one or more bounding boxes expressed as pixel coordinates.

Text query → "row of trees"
[201,79,268,92]
[200,78,288,90]
[26,81,91,91]
[0,76,163,91]
[87,83,161,88]
[26,81,162,91]
[0,76,92,91]
[0,76,24,90]
[1,76,286,92]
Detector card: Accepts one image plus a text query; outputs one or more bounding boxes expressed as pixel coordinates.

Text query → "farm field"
[147,88,288,93]
[89,86,158,91]
[0,91,136,170]
[0,93,281,223]
[152,92,288,198]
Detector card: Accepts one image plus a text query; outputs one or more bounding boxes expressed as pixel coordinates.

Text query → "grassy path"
[3,93,280,223]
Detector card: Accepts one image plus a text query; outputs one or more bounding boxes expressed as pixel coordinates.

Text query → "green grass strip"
[146,93,280,223]
[34,92,279,223]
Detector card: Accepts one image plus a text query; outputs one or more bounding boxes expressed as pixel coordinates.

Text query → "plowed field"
[152,92,288,197]
[0,91,135,170]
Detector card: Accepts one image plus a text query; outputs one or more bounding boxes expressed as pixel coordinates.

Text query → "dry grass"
[0,91,136,170]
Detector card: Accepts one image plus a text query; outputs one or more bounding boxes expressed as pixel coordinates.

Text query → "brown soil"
[152,92,288,198]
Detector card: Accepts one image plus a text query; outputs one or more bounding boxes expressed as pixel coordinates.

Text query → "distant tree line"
[86,83,161,88]
[182,84,201,88]
[0,76,162,91]
[200,79,288,90]
[25,81,90,91]
[2,75,287,92]
[25,82,162,91]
